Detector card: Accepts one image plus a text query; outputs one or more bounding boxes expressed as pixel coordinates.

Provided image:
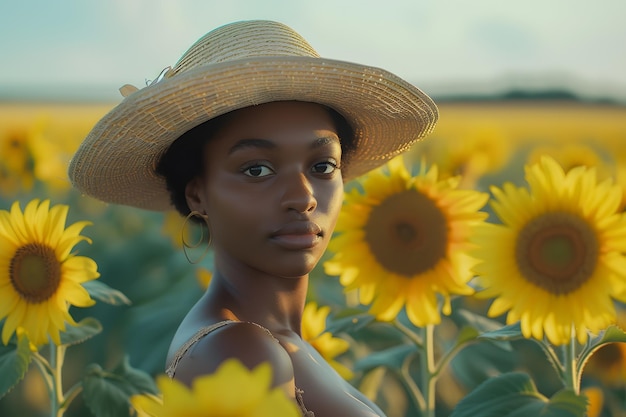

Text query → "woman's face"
[186,101,345,278]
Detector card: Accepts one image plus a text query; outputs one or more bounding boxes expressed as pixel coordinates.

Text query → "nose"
[280,172,317,213]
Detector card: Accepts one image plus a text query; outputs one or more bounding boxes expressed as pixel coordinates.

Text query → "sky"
[1,0,626,102]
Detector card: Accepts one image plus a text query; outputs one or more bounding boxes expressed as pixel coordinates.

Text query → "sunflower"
[584,342,626,387]
[526,143,610,175]
[611,154,626,211]
[0,127,35,195]
[301,301,353,380]
[161,210,187,248]
[324,157,489,327]
[0,199,99,346]
[583,387,604,417]
[196,267,213,290]
[472,156,626,345]
[130,359,300,417]
[406,122,512,189]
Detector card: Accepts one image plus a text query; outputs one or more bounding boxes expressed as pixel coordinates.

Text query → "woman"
[69,20,438,416]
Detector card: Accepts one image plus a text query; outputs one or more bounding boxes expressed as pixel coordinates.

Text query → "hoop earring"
[181,211,212,264]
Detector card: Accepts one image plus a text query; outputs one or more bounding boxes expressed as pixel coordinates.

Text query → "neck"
[206,261,309,335]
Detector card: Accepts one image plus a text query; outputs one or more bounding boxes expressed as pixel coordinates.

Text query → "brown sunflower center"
[364,189,448,276]
[516,212,598,294]
[9,243,61,303]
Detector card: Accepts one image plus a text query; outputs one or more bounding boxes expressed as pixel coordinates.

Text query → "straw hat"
[68,20,438,211]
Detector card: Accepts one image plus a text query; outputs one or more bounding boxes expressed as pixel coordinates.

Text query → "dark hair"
[156,104,355,217]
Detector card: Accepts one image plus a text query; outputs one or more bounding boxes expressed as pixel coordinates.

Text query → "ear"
[185,178,205,213]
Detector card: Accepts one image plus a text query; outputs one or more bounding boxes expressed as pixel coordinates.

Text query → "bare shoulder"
[171,321,295,392]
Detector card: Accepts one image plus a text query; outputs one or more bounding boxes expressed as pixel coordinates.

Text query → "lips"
[270,222,323,250]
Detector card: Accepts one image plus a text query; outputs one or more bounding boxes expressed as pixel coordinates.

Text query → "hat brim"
[68,56,438,211]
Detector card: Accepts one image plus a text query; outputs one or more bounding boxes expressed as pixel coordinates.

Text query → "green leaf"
[452,308,508,334]
[450,372,587,417]
[592,325,626,345]
[60,317,103,346]
[456,326,480,346]
[83,280,132,306]
[478,322,524,342]
[325,311,376,335]
[82,356,158,417]
[110,356,159,395]
[450,309,513,351]
[476,322,564,379]
[0,336,34,400]
[354,344,418,372]
[536,388,589,417]
[450,342,519,390]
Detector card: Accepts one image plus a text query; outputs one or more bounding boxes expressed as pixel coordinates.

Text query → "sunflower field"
[1,97,626,417]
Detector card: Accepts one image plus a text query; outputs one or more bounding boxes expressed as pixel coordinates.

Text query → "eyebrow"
[311,136,340,148]
[228,138,276,155]
[228,136,340,155]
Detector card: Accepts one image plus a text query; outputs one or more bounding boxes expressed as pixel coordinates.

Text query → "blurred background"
[1,1,625,416]
[2,0,626,102]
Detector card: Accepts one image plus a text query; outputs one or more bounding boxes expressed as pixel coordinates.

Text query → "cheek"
[331,192,343,223]
[206,195,260,240]
[204,181,276,252]
[321,181,345,228]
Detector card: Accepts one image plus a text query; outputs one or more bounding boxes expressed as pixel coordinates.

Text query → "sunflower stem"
[400,352,426,412]
[433,336,469,380]
[421,324,436,417]
[59,382,83,415]
[48,342,67,417]
[562,329,579,394]
[32,351,55,399]
[393,319,424,349]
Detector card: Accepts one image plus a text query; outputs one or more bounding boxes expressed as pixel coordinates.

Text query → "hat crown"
[172,20,321,75]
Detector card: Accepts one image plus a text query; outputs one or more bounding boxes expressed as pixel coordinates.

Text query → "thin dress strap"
[165,320,314,416]
[166,320,234,378]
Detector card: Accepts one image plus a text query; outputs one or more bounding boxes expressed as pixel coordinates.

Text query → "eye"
[243,164,274,177]
[312,160,338,175]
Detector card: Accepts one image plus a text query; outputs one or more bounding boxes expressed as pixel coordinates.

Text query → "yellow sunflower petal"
[313,332,350,358]
[131,392,163,417]
[21,303,50,345]
[140,359,299,417]
[0,211,21,246]
[370,287,407,322]
[327,359,355,381]
[255,388,301,417]
[55,221,92,259]
[57,280,95,307]
[24,199,47,241]
[61,255,100,283]
[8,201,29,242]
[0,287,20,319]
[406,282,442,326]
[160,376,197,412]
[302,302,323,340]
[2,301,27,344]
[43,203,69,246]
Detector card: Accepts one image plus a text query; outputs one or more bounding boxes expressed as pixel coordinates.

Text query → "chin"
[276,255,321,278]
[283,266,317,279]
